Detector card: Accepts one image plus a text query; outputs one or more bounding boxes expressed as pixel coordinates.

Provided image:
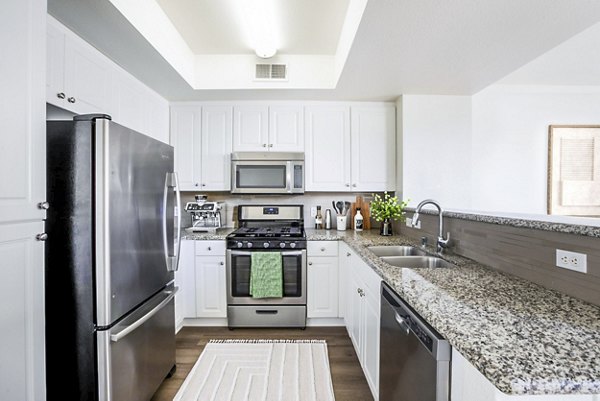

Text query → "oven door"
[226,250,307,305]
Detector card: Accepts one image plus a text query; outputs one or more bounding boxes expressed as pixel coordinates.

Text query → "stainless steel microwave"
[231,152,304,194]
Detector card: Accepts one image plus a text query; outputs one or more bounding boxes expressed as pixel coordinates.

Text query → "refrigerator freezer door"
[95,118,176,326]
[97,286,176,401]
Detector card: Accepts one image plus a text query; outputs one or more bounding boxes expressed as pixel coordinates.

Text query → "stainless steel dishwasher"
[379,282,451,401]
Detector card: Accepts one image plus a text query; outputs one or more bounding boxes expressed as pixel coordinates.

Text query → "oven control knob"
[247,242,253,248]
[279,242,286,249]
[236,242,243,248]
[263,242,270,248]
[290,242,296,249]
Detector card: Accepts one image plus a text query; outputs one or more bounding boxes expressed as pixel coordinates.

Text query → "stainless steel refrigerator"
[45,114,182,401]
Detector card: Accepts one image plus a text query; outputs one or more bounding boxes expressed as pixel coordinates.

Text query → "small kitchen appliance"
[231,152,304,194]
[185,201,226,233]
[226,205,307,328]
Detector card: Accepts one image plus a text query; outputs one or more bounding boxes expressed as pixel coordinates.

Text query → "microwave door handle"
[286,161,292,193]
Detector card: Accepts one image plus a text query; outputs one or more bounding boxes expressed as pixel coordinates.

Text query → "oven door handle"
[229,250,304,256]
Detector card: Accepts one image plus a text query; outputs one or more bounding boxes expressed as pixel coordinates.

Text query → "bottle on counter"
[324,209,332,230]
[354,208,364,231]
[315,206,323,229]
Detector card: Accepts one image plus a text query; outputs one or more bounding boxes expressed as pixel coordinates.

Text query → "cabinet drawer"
[195,240,226,256]
[308,241,338,257]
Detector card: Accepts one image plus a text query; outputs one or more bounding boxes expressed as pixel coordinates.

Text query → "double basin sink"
[367,246,453,269]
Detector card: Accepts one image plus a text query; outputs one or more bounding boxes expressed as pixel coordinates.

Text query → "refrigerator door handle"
[163,172,182,272]
[110,288,178,342]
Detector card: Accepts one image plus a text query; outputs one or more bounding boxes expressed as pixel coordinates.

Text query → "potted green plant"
[370,192,408,236]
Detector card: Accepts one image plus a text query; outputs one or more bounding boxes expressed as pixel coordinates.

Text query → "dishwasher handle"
[394,312,410,335]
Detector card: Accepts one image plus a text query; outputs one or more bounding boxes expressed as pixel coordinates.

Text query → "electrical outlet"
[310,207,317,218]
[556,249,587,273]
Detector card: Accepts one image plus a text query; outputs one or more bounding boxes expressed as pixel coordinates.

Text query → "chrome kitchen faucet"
[411,199,451,253]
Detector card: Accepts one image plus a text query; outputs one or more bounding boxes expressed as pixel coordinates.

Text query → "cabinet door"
[63,35,112,114]
[351,105,396,191]
[305,106,351,191]
[0,0,46,224]
[46,19,66,108]
[307,257,339,318]
[233,105,269,151]
[195,256,227,318]
[269,105,304,152]
[111,69,145,134]
[338,243,353,319]
[347,274,363,356]
[0,221,46,401]
[201,106,233,190]
[171,106,202,191]
[362,289,381,399]
[174,241,196,324]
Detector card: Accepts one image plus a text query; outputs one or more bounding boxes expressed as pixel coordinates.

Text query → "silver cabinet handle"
[195,183,199,187]
[202,183,206,187]
[37,201,50,210]
[36,233,48,241]
[57,92,65,99]
[220,261,224,266]
[263,144,267,147]
[67,97,76,103]
[208,246,212,251]
[346,252,351,257]
[352,183,357,187]
[345,183,350,187]
[320,247,325,252]
[357,288,365,297]
[308,261,313,265]
[268,144,273,148]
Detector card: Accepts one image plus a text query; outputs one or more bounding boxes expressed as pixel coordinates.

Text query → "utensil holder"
[336,216,347,231]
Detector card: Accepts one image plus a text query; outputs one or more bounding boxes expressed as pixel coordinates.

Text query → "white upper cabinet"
[269,105,304,152]
[46,16,169,142]
[233,104,304,152]
[47,17,111,114]
[170,106,202,190]
[201,106,233,190]
[305,105,352,191]
[171,105,232,191]
[351,105,396,191]
[305,104,396,192]
[233,105,269,151]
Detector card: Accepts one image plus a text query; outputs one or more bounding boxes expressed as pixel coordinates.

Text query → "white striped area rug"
[173,339,335,401]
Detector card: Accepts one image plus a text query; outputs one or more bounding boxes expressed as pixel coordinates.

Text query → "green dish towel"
[250,252,283,298]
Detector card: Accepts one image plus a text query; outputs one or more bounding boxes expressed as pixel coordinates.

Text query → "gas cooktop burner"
[230,226,304,238]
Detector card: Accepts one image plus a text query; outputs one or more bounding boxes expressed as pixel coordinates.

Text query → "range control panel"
[226,239,307,250]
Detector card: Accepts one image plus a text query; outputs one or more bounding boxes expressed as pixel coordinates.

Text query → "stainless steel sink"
[367,245,427,257]
[380,256,454,269]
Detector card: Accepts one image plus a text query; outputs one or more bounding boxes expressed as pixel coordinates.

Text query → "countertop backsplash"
[180,191,382,229]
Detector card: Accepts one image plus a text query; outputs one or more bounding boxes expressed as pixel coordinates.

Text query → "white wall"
[471,85,600,214]
[401,95,472,209]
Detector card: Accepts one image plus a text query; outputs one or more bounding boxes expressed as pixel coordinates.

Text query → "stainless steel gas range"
[226,205,307,328]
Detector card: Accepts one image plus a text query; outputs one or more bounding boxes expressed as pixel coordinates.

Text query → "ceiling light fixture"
[236,0,280,59]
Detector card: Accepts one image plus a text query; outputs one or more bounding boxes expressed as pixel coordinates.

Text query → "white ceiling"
[155,0,350,55]
[48,0,600,101]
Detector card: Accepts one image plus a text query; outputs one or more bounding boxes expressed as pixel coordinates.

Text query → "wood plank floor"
[151,326,374,401]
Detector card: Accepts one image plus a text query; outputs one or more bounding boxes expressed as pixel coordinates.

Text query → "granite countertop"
[181,227,235,240]
[337,231,600,396]
[182,228,600,395]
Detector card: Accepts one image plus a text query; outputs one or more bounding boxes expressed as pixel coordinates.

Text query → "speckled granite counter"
[335,230,600,396]
[181,227,235,240]
[182,228,600,395]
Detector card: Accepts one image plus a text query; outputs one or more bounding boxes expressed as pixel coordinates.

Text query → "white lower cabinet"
[341,242,381,400]
[175,240,227,321]
[307,241,339,318]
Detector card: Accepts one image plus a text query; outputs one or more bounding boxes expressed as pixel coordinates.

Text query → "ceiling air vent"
[255,63,288,81]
